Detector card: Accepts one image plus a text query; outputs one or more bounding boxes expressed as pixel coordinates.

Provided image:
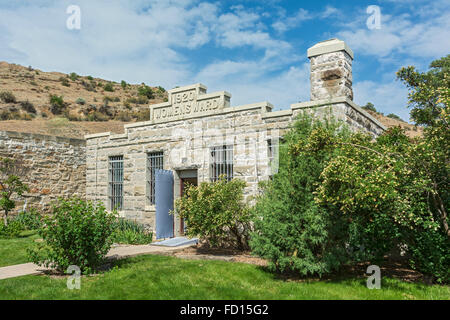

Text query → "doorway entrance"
[179,170,198,236]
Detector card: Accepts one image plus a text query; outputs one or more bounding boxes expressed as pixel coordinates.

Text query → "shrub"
[49,95,65,115]
[0,157,29,227]
[104,83,114,92]
[137,84,154,99]
[87,75,94,81]
[87,111,109,122]
[69,72,79,81]
[59,77,70,87]
[76,97,86,105]
[175,176,252,250]
[0,91,17,103]
[135,108,150,121]
[14,208,43,230]
[121,80,127,89]
[137,96,149,105]
[315,126,450,283]
[112,218,153,245]
[97,104,112,116]
[21,113,33,121]
[0,219,24,238]
[63,111,82,121]
[20,100,36,114]
[28,198,116,274]
[250,114,350,276]
[0,110,13,120]
[115,111,132,122]
[103,96,113,104]
[81,80,95,92]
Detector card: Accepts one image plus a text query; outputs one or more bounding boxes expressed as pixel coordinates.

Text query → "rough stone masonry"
[85,38,386,237]
[0,131,86,214]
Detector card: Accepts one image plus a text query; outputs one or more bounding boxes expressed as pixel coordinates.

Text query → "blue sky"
[1,0,449,121]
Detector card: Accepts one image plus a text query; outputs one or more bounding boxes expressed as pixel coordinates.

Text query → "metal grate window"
[108,155,123,211]
[210,145,233,182]
[147,151,164,205]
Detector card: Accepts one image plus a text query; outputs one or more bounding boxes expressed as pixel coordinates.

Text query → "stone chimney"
[307,38,354,101]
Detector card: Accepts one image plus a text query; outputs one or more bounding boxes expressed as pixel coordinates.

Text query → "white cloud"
[336,5,450,59]
[321,6,340,19]
[272,8,311,33]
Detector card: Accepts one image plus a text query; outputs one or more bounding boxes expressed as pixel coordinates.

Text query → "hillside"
[0,61,421,139]
[365,110,423,138]
[0,61,167,121]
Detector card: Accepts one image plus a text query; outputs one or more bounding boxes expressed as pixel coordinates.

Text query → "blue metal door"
[155,169,174,239]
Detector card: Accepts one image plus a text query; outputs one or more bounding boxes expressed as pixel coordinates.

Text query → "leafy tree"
[138,83,154,99]
[175,177,252,250]
[121,80,128,90]
[251,114,351,276]
[397,54,449,128]
[362,102,377,113]
[397,55,449,239]
[316,126,449,283]
[0,158,29,226]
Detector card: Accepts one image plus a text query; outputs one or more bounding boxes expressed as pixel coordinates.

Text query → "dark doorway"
[180,176,197,235]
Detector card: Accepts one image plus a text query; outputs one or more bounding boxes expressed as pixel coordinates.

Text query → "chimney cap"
[307,38,354,59]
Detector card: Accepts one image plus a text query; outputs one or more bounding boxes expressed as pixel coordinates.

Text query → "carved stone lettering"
[150,84,231,122]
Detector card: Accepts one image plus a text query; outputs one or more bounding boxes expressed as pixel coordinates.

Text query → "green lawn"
[0,231,39,267]
[1,255,448,300]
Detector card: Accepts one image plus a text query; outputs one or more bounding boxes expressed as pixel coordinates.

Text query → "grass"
[0,255,448,300]
[0,231,39,267]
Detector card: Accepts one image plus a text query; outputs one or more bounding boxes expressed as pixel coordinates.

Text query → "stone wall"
[0,131,86,214]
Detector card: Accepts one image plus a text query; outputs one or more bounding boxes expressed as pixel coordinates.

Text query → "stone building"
[85,39,385,239]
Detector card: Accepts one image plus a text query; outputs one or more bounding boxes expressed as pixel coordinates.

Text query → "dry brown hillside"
[0,61,421,139]
[365,110,423,138]
[0,61,167,122]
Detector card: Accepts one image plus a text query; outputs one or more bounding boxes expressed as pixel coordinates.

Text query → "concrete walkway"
[0,243,194,280]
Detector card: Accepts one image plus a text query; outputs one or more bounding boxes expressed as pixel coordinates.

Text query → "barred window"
[108,156,123,211]
[210,145,233,182]
[147,151,164,205]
